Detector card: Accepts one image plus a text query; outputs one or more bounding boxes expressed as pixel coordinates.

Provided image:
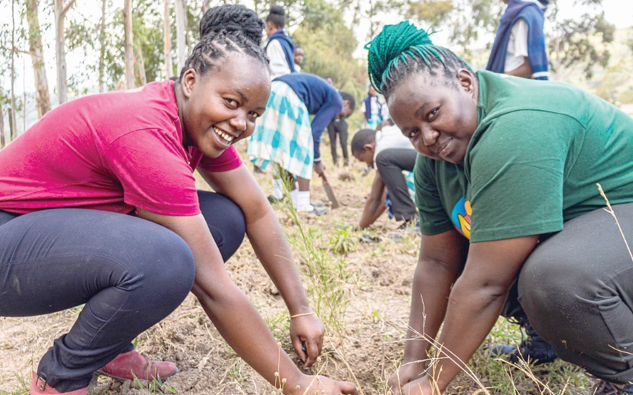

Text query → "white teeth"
[213,127,234,144]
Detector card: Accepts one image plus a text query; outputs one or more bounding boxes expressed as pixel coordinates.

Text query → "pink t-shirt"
[0,80,242,216]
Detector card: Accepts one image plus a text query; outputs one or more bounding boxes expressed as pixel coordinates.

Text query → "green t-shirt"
[415,70,633,242]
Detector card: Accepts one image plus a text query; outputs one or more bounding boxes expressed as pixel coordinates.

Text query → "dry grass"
[0,140,595,394]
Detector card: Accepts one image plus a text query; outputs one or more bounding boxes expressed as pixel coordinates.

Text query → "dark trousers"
[375,148,417,222]
[327,119,349,165]
[512,202,633,384]
[0,191,245,391]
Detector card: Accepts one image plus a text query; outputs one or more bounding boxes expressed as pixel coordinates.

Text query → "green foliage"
[548,0,615,79]
[408,0,454,26]
[292,3,366,129]
[277,168,352,337]
[328,225,358,255]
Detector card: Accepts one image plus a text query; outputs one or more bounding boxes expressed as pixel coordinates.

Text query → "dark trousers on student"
[327,119,349,165]
[0,191,245,392]
[375,148,417,222]
[504,202,633,384]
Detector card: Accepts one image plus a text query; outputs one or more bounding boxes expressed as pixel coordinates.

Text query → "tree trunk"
[23,59,27,132]
[0,101,5,148]
[124,0,135,89]
[98,0,107,92]
[175,0,187,72]
[54,0,75,104]
[164,0,173,78]
[135,43,147,86]
[26,0,51,118]
[202,0,211,14]
[10,0,17,141]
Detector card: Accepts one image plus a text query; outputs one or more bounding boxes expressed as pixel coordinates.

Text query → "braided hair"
[179,5,269,80]
[365,21,473,97]
[200,4,265,45]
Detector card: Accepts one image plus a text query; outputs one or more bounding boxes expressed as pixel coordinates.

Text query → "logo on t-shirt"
[451,196,471,239]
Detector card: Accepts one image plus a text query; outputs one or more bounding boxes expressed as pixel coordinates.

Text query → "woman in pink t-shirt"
[0,5,356,395]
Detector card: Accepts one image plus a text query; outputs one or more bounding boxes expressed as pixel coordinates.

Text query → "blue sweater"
[264,30,296,74]
[275,73,343,161]
[486,0,549,80]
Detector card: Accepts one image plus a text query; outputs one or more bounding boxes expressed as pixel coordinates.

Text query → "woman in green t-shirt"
[367,21,633,395]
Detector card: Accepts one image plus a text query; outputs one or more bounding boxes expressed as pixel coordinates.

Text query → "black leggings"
[516,202,633,384]
[0,191,245,392]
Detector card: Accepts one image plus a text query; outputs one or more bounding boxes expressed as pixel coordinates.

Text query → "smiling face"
[387,69,479,164]
[178,53,271,158]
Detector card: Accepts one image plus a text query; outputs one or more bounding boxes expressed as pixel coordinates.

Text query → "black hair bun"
[269,5,285,16]
[199,4,264,45]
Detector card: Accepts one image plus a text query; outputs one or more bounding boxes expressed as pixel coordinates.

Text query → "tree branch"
[0,46,29,55]
[61,0,77,18]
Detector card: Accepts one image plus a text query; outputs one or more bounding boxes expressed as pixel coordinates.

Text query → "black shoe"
[492,317,558,366]
[593,379,633,394]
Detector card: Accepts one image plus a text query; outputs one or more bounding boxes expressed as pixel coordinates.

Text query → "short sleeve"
[468,111,578,242]
[198,145,243,172]
[103,129,200,216]
[510,19,529,58]
[267,40,291,79]
[414,155,455,235]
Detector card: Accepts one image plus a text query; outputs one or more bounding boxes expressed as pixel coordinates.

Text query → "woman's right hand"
[387,362,426,395]
[287,374,358,395]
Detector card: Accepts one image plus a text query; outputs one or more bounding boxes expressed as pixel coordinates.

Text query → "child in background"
[264,5,296,79]
[351,121,417,229]
[362,85,383,129]
[294,46,304,72]
[248,73,355,213]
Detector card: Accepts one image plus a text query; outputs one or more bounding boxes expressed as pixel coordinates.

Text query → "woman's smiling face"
[179,52,271,158]
[387,69,479,164]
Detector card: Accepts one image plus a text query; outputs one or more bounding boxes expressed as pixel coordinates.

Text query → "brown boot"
[30,372,87,395]
[97,350,178,381]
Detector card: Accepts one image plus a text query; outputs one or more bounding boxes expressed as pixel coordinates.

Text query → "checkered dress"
[248,81,314,180]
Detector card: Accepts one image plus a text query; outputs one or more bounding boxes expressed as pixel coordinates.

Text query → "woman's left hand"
[289,313,325,368]
[400,376,439,395]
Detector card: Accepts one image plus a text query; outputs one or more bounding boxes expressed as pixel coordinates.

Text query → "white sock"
[298,191,313,211]
[290,189,299,208]
[272,179,283,199]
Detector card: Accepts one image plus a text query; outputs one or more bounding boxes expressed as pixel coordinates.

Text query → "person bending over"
[248,72,355,213]
[351,124,417,229]
[366,21,633,395]
[0,5,357,395]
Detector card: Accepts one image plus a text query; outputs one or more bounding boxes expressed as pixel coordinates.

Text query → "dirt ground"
[0,140,592,395]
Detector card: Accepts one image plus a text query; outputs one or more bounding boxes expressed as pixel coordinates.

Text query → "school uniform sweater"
[274,73,343,161]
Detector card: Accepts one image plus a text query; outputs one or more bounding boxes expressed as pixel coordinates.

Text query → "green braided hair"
[365,21,473,97]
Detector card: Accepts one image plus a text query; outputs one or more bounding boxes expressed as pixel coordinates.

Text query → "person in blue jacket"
[248,73,355,213]
[264,5,296,79]
[487,0,550,80]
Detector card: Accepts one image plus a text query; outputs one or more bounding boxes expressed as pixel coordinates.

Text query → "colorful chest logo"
[451,197,472,240]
